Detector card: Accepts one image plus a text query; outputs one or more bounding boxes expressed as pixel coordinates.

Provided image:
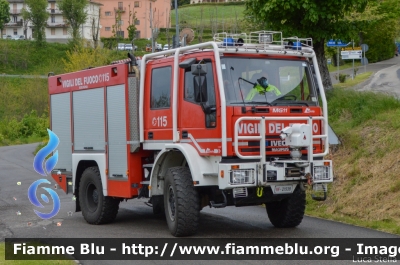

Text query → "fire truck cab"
[49,31,333,237]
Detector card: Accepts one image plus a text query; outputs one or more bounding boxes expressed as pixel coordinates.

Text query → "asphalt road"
[330,55,400,85]
[1,143,399,265]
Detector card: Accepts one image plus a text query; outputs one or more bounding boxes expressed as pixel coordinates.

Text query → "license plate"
[273,185,293,194]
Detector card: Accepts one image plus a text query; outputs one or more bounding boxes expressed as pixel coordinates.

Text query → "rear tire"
[79,167,120,224]
[266,186,305,228]
[164,167,200,237]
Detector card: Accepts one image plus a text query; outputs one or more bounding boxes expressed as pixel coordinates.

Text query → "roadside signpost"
[341,44,362,79]
[361,44,369,73]
[327,39,350,75]
[327,39,369,79]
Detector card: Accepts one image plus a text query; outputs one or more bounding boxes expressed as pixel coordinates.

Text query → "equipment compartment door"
[73,88,105,151]
[106,84,128,180]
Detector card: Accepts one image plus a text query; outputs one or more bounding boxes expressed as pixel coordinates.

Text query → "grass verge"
[333,72,372,89]
[328,61,363,72]
[305,74,400,235]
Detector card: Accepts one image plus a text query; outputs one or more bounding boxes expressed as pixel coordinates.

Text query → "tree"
[127,4,137,41]
[91,7,100,48]
[112,10,123,46]
[245,0,369,90]
[346,0,400,62]
[62,45,112,72]
[23,0,49,44]
[57,0,88,45]
[0,0,10,34]
[20,7,30,40]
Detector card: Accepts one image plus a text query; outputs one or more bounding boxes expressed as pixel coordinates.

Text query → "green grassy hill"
[0,40,68,75]
[307,86,400,234]
[170,3,245,29]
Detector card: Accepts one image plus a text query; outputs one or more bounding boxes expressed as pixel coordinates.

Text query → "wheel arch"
[74,160,98,212]
[72,153,106,212]
[149,143,218,196]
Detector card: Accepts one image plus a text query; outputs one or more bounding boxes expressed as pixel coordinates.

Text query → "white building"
[2,0,102,44]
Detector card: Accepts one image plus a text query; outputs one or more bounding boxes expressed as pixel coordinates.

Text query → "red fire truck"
[49,31,333,237]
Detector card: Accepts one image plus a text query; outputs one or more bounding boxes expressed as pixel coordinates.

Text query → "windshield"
[220,57,319,106]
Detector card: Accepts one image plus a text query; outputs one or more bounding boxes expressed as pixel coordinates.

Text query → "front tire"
[164,167,200,237]
[79,167,120,224]
[151,195,165,216]
[266,186,305,228]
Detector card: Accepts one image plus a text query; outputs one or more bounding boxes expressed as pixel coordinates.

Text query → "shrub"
[339,73,347,83]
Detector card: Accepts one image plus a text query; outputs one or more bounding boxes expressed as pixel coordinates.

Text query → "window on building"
[135,30,140,39]
[116,31,124,38]
[105,11,111,16]
[151,67,172,109]
[51,28,55,35]
[105,27,111,31]
[135,20,140,25]
[51,15,55,23]
[13,16,17,23]
[118,2,123,10]
[63,28,67,35]
[13,29,17,35]
[134,1,140,7]
[118,20,123,25]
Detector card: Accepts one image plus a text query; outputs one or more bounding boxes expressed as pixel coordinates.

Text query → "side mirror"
[193,76,208,103]
[191,63,207,75]
[192,63,208,103]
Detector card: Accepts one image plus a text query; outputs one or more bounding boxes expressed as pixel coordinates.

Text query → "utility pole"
[174,0,179,47]
[352,39,354,79]
[150,1,154,52]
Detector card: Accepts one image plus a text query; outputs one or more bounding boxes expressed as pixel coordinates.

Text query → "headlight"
[313,166,330,181]
[230,169,255,185]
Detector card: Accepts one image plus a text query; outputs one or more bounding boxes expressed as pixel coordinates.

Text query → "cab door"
[143,61,173,143]
[179,57,221,156]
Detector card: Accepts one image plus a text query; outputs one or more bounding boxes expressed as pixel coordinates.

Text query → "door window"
[151,66,172,109]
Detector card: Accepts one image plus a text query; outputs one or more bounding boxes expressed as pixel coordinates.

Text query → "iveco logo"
[272,108,288,113]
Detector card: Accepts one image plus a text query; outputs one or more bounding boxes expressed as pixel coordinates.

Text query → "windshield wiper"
[230,101,271,106]
[271,101,309,106]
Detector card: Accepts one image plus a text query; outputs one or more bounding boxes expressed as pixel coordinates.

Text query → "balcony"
[4,21,23,27]
[47,8,63,14]
[10,9,22,15]
[47,22,68,28]
[114,7,126,13]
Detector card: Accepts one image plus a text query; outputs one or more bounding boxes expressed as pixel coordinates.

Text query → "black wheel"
[164,167,200,237]
[79,167,120,224]
[266,186,305,228]
[151,195,165,216]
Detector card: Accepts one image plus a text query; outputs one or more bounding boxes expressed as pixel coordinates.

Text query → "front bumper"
[218,159,333,194]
